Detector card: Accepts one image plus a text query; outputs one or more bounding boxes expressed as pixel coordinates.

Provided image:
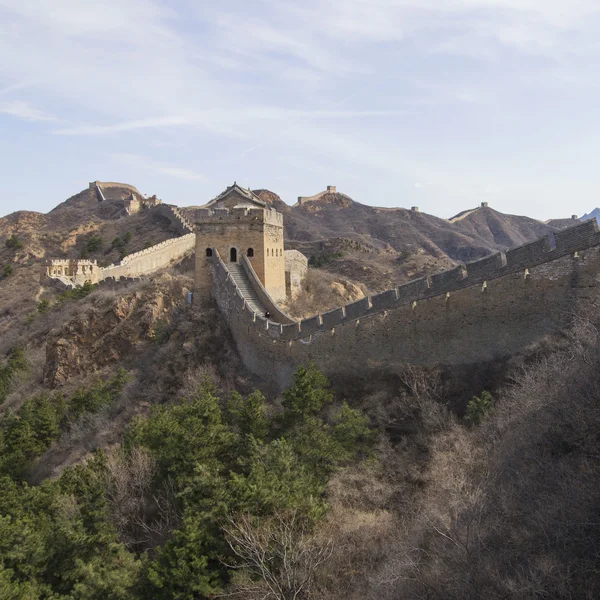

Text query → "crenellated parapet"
[41,233,195,288]
[153,204,194,233]
[211,218,600,389]
[194,206,283,227]
[269,220,600,340]
[194,183,288,303]
[168,206,194,232]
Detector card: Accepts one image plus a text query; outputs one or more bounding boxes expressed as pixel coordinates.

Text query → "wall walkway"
[99,232,195,281]
[212,220,600,389]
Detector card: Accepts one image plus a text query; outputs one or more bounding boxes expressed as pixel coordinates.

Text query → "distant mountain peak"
[581,208,600,223]
[252,189,290,212]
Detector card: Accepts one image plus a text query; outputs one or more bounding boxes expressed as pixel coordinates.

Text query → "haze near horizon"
[1,0,600,220]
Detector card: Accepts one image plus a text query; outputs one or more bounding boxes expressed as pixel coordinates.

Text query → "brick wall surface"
[211,220,600,390]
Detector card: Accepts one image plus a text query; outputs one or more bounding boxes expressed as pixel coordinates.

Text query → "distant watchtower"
[194,183,286,301]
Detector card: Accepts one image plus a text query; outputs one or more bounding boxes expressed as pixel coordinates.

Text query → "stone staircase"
[226,263,268,316]
[170,206,194,232]
[153,204,194,234]
[94,182,107,202]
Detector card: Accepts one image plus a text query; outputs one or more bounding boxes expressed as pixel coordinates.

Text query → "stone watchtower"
[194,183,286,301]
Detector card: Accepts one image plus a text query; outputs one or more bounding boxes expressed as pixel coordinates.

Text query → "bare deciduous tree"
[105,446,182,551]
[222,510,333,600]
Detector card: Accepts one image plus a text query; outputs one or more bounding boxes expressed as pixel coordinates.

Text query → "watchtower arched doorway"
[229,247,237,263]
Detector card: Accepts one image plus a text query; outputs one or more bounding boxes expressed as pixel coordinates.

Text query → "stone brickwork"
[100,233,195,280]
[154,203,194,234]
[89,181,163,214]
[124,193,141,215]
[210,219,600,390]
[194,184,287,302]
[40,259,101,286]
[41,234,195,288]
[241,255,295,324]
[89,181,143,197]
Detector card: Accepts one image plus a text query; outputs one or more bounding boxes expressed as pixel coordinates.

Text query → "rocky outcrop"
[43,275,189,387]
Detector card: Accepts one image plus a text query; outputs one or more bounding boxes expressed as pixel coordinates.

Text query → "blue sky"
[1,0,600,220]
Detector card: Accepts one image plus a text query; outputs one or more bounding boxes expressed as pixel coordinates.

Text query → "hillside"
[0,186,184,271]
[1,182,599,599]
[450,204,555,248]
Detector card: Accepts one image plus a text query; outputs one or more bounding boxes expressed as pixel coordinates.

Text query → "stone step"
[225,263,268,316]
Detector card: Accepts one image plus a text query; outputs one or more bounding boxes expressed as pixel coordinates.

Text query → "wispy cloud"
[113,153,206,182]
[53,109,406,136]
[0,80,41,96]
[0,100,59,122]
[54,116,193,136]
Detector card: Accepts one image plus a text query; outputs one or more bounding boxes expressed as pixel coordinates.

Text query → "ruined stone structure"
[545,215,581,230]
[207,218,600,390]
[40,259,100,286]
[194,184,287,302]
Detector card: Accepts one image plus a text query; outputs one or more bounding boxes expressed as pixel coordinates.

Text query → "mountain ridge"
[1,181,580,295]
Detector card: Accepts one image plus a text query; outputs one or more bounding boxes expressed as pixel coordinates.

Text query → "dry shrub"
[105,447,182,551]
[29,407,115,483]
[179,363,225,400]
[2,346,46,412]
[315,369,461,600]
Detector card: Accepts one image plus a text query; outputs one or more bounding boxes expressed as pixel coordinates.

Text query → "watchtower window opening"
[205,248,213,257]
[230,247,237,263]
[247,247,254,257]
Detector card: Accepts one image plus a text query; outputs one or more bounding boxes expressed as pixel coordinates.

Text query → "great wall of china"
[41,184,195,287]
[211,219,600,389]
[296,185,352,205]
[39,181,600,391]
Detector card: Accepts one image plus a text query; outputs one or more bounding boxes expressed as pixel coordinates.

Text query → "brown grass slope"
[452,205,557,249]
[286,193,558,260]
